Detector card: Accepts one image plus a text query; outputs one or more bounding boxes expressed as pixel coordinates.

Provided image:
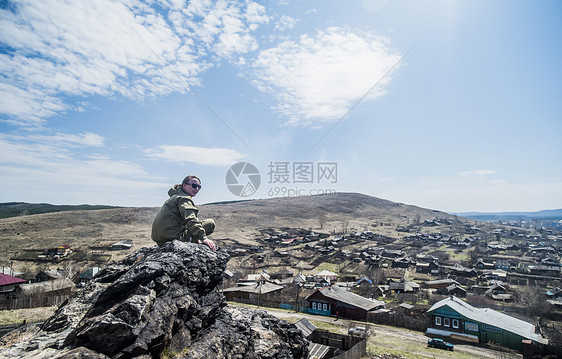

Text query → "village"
[219,217,562,357]
[1,215,561,357]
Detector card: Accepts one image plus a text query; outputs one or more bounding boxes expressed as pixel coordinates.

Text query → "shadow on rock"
[1,241,308,359]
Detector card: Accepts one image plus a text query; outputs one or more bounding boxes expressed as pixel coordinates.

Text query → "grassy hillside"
[0,193,459,276]
[0,202,122,219]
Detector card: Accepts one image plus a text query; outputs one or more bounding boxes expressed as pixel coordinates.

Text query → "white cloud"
[0,82,65,128]
[0,0,269,128]
[0,132,163,204]
[25,132,105,147]
[176,0,269,58]
[275,15,298,31]
[250,27,402,126]
[0,132,106,167]
[144,145,246,167]
[0,130,103,147]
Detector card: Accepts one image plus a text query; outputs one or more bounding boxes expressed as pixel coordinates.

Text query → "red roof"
[0,273,27,287]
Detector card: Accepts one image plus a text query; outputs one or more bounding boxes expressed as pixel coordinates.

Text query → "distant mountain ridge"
[0,202,122,219]
[454,208,562,221]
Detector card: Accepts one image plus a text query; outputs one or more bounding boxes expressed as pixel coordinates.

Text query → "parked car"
[348,326,371,337]
[427,338,454,351]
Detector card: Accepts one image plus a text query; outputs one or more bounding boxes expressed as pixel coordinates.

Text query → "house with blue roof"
[546,287,562,298]
[426,296,548,351]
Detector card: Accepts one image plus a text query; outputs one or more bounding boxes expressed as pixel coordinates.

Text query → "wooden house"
[315,270,338,283]
[416,260,439,274]
[485,284,512,301]
[77,267,100,284]
[425,278,460,289]
[426,296,547,351]
[475,259,495,270]
[34,268,69,283]
[222,282,284,303]
[305,285,385,320]
[436,284,466,298]
[388,278,420,294]
[0,273,27,295]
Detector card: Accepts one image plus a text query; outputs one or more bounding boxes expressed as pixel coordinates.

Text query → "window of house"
[435,316,441,326]
[465,322,479,332]
[323,303,328,311]
[481,324,502,333]
[312,302,317,310]
[444,317,450,327]
[452,319,459,329]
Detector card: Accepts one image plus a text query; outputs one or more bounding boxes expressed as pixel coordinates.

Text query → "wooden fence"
[332,338,366,359]
[226,296,308,311]
[311,329,366,359]
[0,294,70,310]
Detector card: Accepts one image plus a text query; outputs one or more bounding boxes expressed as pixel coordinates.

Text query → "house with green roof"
[77,267,100,284]
[426,296,548,351]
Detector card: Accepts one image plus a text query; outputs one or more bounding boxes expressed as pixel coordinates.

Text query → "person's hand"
[201,238,216,251]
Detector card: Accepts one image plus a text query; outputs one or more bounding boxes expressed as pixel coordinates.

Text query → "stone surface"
[0,241,308,358]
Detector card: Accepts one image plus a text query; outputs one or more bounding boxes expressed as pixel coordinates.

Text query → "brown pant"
[156,218,215,247]
[198,218,215,237]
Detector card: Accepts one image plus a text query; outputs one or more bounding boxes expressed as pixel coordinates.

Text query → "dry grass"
[0,306,57,325]
[0,193,458,276]
[0,324,41,349]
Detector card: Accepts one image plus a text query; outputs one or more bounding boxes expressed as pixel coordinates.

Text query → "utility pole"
[295,283,302,312]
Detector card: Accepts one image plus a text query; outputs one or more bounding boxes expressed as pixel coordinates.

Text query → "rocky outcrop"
[1,241,308,358]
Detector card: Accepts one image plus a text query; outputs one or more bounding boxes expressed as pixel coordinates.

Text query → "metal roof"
[295,318,316,338]
[316,270,337,277]
[426,278,458,285]
[309,285,385,311]
[308,343,331,359]
[428,296,547,344]
[0,273,27,287]
[17,278,75,296]
[78,267,100,279]
[222,282,283,295]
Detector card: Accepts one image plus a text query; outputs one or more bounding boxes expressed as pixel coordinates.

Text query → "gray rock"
[1,241,308,358]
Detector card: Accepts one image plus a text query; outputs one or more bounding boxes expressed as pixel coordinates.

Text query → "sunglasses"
[189,183,202,190]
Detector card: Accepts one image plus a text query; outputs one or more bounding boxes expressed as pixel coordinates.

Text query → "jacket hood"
[168,184,189,197]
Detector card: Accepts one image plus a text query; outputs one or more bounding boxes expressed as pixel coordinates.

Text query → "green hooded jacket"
[151,185,207,246]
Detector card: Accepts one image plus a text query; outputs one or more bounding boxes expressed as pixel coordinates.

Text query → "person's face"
[183,178,201,197]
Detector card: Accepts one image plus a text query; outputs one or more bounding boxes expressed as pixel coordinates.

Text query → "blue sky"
[0,0,561,212]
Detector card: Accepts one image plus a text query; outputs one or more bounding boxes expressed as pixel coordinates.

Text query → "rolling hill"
[0,202,121,219]
[455,208,562,222]
[0,193,458,274]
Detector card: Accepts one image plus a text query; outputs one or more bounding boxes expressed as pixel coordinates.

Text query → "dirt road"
[257,306,522,359]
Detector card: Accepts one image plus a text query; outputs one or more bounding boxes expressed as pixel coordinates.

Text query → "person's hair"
[182,175,201,185]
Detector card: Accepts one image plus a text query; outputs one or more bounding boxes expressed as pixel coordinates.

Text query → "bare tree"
[317,214,327,230]
[514,285,548,317]
[542,324,562,357]
[63,262,77,281]
[340,219,349,234]
[469,248,479,264]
